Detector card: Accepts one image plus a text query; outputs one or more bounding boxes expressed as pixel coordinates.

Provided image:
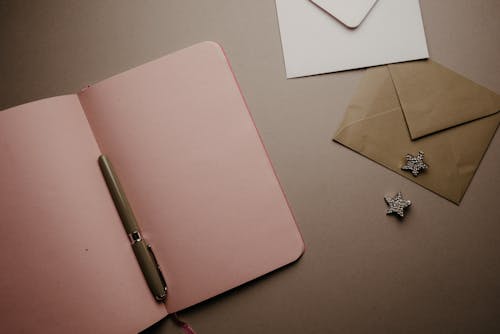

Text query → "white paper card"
[275,0,429,78]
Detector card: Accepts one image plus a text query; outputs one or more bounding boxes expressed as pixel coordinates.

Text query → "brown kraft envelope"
[333,60,500,204]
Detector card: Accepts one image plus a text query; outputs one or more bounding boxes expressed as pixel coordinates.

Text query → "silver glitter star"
[384,192,411,218]
[401,151,428,176]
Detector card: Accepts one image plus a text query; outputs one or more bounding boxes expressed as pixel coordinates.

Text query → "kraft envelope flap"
[388,60,500,140]
[310,0,378,28]
[334,65,500,204]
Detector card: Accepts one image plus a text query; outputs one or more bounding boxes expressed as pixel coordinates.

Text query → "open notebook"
[0,42,304,333]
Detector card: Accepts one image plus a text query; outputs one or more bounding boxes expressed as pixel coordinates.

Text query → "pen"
[98,154,167,302]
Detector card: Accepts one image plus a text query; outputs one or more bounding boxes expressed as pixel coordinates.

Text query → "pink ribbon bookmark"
[172,313,197,334]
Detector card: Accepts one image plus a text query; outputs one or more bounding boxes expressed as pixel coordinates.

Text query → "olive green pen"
[98,155,167,302]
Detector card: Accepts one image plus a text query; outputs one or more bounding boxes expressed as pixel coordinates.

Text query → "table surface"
[1,1,499,333]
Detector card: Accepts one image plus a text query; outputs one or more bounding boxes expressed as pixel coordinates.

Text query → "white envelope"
[275,0,429,78]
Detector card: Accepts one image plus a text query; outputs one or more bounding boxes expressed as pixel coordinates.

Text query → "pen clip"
[147,244,168,301]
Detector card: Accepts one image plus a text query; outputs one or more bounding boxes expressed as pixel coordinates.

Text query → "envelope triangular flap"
[335,66,400,134]
[388,60,500,140]
[310,0,378,28]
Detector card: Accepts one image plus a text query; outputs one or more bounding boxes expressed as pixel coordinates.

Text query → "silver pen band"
[128,231,142,244]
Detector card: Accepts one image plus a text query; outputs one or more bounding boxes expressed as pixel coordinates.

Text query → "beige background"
[1,1,499,333]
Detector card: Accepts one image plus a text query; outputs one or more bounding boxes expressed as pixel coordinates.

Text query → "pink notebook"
[0,42,304,333]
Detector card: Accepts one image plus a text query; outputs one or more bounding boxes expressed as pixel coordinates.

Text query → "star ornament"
[401,151,428,176]
[384,192,411,218]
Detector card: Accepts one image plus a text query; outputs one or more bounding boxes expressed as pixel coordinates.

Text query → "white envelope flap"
[310,0,378,28]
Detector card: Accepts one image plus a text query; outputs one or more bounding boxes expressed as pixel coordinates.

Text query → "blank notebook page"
[0,95,166,333]
[78,42,304,312]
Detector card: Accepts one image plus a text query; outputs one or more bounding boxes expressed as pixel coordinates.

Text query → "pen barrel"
[98,155,167,302]
[98,155,139,234]
[132,240,167,301]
